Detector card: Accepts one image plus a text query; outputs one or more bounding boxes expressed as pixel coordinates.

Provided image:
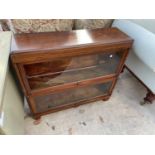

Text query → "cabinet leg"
[102,96,110,101]
[33,116,42,125]
[121,65,125,73]
[143,90,155,104]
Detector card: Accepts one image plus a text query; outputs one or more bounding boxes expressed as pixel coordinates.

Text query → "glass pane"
[25,51,123,90]
[35,81,112,113]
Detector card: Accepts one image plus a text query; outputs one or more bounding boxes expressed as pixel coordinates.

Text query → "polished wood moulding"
[11,28,133,119]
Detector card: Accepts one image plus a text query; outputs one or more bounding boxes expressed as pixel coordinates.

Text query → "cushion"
[74,19,113,30]
[0,20,9,31]
[0,19,74,33]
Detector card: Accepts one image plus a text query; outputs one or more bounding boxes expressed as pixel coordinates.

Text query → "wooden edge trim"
[11,42,133,64]
[30,75,117,96]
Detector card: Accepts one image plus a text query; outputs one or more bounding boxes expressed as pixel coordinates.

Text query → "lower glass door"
[34,80,113,113]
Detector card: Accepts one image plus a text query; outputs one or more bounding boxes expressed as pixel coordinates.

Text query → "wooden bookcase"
[10,28,133,119]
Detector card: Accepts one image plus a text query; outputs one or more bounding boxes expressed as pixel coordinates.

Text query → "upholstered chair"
[112,19,155,104]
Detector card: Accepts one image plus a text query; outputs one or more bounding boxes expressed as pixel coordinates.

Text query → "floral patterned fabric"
[0,19,74,33]
[74,19,113,30]
[0,19,113,33]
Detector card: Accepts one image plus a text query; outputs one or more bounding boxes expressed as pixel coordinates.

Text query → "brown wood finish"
[144,91,155,104]
[31,75,117,96]
[11,28,133,53]
[10,28,133,119]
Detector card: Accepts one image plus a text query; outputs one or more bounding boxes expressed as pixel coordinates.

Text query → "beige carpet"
[24,70,155,134]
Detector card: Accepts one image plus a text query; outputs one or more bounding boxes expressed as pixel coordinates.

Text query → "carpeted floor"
[24,70,155,134]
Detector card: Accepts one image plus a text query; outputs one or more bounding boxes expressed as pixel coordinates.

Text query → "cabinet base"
[33,118,42,124]
[102,96,110,101]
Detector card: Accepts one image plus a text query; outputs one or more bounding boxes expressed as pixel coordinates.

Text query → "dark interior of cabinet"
[34,81,113,113]
[24,51,123,90]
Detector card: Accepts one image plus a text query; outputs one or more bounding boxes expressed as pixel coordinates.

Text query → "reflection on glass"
[35,81,112,113]
[24,51,122,90]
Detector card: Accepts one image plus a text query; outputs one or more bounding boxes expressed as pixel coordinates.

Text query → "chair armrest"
[0,23,3,31]
[0,32,12,113]
[112,19,155,72]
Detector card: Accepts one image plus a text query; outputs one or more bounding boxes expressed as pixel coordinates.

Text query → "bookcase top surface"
[11,28,133,53]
